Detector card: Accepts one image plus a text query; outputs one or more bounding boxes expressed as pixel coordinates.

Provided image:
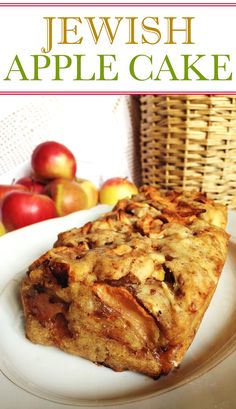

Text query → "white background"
[0,2,236,409]
[0,94,141,185]
[0,3,236,92]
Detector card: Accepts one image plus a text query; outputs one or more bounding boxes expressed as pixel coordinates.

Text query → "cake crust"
[21,187,229,378]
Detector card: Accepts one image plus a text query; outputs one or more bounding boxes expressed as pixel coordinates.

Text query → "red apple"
[99,177,138,205]
[76,178,98,209]
[1,191,57,231]
[0,184,28,201]
[31,141,77,180]
[15,176,45,194]
[46,179,87,216]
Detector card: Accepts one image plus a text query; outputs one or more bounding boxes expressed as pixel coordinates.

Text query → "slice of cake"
[21,187,229,378]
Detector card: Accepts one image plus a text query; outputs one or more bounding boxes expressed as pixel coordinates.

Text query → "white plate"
[0,207,236,409]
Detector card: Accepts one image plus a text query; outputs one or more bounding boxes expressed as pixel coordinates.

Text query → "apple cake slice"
[21,187,229,378]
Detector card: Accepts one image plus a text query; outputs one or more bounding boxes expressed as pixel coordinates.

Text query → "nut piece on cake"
[21,187,229,378]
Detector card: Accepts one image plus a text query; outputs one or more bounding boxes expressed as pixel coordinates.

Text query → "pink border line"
[1,2,236,6]
[1,91,236,96]
[1,3,236,6]
[1,2,235,95]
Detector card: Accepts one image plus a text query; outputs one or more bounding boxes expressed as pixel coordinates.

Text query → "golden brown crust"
[21,186,229,378]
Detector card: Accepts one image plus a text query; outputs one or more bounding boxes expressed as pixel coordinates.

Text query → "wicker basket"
[140,95,236,207]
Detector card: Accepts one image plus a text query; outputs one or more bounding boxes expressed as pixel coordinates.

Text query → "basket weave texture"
[140,95,236,207]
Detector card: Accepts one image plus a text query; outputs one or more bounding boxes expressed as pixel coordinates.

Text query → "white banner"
[0,3,236,92]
